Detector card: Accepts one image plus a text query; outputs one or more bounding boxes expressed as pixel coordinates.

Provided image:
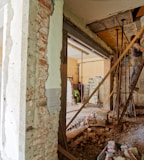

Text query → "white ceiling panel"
[68,38,100,60]
[64,0,144,24]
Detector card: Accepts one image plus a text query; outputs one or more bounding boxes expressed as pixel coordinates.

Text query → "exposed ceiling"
[64,0,144,55]
[1,1,144,57]
[64,0,144,24]
[68,38,101,60]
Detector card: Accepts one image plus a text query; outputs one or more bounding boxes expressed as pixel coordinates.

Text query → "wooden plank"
[118,64,144,124]
[110,54,117,110]
[136,6,144,18]
[59,119,68,151]
[58,145,78,160]
[59,28,68,158]
[66,26,144,129]
[104,86,115,106]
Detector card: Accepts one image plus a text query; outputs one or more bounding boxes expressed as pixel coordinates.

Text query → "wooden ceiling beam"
[136,6,144,18]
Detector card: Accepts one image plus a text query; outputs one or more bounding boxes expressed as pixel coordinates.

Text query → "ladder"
[118,64,144,124]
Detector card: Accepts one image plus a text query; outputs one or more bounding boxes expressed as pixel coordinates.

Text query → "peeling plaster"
[26,0,61,159]
[0,0,63,159]
[46,0,63,89]
[0,0,29,159]
[1,1,13,151]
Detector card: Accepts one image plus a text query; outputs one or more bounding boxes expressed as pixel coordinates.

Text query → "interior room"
[66,35,110,131]
[0,0,144,160]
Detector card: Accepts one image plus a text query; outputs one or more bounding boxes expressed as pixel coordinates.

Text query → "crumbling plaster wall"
[0,0,29,159]
[26,0,63,160]
[0,0,63,160]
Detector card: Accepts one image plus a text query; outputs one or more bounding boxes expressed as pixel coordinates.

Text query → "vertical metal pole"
[81,51,83,102]
[121,19,125,51]
[115,28,120,120]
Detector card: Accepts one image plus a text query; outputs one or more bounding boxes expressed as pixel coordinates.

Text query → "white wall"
[0,0,29,159]
[46,0,63,89]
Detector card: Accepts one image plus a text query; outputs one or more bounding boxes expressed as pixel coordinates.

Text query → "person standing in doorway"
[127,35,144,116]
[73,84,80,104]
[78,81,83,102]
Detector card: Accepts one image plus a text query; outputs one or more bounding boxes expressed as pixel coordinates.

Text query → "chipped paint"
[0,0,29,159]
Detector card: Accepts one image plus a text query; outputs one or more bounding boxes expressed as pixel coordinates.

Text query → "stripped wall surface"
[0,0,63,159]
[0,0,29,159]
[26,0,63,159]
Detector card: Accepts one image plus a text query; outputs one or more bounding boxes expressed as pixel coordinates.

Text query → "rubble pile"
[104,141,141,160]
[67,111,108,132]
[68,126,114,160]
[67,116,144,160]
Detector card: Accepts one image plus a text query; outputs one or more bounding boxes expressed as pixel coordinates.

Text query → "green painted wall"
[46,0,64,89]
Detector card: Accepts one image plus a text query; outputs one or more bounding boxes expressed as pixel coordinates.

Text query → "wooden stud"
[58,145,78,160]
[59,28,68,159]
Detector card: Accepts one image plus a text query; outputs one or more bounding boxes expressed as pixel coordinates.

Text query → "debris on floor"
[67,109,108,132]
[66,103,144,160]
[98,141,141,160]
[67,114,144,160]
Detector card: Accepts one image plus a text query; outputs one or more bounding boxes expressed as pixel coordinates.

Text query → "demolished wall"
[26,0,63,159]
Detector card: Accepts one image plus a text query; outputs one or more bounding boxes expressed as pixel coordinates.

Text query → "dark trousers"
[130,64,142,86]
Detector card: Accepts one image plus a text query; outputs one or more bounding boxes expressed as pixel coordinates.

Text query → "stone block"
[96,111,108,126]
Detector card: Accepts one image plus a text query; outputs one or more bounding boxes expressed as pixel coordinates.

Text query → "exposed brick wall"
[26,0,58,159]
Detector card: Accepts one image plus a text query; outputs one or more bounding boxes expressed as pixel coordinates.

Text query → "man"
[129,35,144,90]
[78,81,83,102]
[73,85,80,103]
[128,35,144,117]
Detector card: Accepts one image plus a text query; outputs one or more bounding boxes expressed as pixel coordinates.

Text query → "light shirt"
[130,42,142,66]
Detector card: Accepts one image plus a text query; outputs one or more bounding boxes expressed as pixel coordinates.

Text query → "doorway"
[66,35,110,131]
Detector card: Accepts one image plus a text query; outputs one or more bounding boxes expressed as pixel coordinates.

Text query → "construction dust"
[67,116,144,160]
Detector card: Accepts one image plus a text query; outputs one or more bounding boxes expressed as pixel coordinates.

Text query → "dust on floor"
[67,116,144,160]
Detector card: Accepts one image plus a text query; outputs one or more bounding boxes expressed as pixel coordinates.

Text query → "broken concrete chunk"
[96,111,108,126]
[113,156,127,160]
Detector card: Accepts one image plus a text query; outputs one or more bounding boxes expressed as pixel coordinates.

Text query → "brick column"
[26,0,57,160]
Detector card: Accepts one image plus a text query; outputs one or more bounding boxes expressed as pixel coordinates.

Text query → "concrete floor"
[67,103,98,123]
[66,102,108,130]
